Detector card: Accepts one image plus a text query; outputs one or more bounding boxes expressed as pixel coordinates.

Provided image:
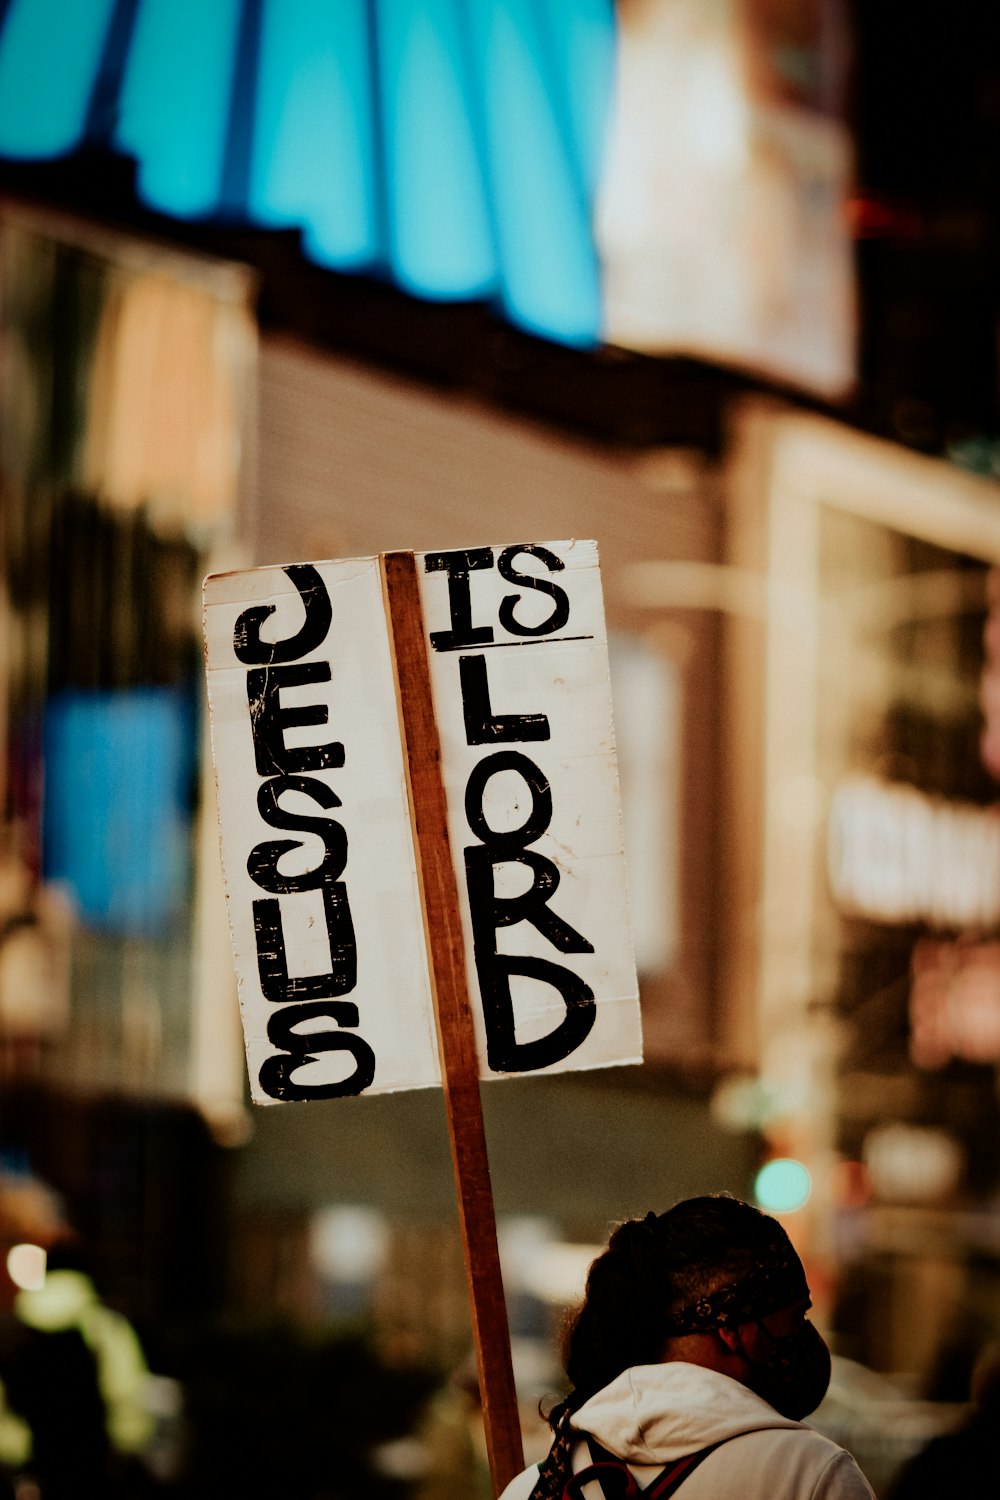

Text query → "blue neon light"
[466,0,604,346]
[42,687,195,936]
[376,0,496,300]
[251,0,379,268]
[0,0,117,158]
[114,0,243,219]
[538,0,616,200]
[0,0,617,349]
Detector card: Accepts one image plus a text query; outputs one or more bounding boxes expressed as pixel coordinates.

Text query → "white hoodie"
[500,1363,874,1500]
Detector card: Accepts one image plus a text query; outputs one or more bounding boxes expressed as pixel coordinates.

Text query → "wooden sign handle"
[381,551,525,1497]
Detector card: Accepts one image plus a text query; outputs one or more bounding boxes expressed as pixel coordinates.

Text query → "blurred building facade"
[0,2,999,1495]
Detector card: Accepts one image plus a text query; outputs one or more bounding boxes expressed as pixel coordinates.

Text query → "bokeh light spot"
[7,1243,47,1290]
[754,1158,812,1213]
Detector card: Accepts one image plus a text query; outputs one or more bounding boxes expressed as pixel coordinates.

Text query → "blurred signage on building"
[597,0,855,396]
[203,541,641,1105]
[724,405,1000,1373]
[979,567,1000,777]
[910,938,1000,1069]
[827,775,1000,929]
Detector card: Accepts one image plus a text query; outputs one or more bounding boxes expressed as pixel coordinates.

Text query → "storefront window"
[0,208,254,1116]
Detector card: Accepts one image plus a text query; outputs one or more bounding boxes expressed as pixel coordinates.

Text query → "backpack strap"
[561,1437,725,1500]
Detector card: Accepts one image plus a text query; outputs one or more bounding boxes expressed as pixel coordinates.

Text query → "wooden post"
[381,551,525,1497]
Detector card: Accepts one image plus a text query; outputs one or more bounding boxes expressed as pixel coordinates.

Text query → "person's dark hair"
[529,1195,795,1500]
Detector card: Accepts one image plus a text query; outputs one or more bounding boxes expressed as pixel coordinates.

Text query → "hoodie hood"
[573,1363,808,1464]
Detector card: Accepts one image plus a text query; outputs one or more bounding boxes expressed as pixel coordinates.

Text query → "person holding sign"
[503,1196,873,1500]
[204,540,642,1491]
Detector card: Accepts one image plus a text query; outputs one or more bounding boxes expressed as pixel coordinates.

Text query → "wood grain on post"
[381,550,524,1497]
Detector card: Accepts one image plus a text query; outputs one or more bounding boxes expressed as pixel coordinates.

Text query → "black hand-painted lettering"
[464,749,596,1072]
[232,565,376,1093]
[258,1001,377,1100]
[459,656,550,744]
[425,547,495,651]
[476,953,596,1072]
[464,847,594,952]
[248,776,347,893]
[497,545,570,637]
[234,563,333,664]
[246,662,345,776]
[464,750,552,848]
[253,882,357,1002]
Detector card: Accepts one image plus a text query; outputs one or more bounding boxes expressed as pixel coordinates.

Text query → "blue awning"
[0,0,615,348]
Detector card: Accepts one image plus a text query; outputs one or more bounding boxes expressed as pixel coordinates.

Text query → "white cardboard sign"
[418,540,641,1078]
[203,541,641,1105]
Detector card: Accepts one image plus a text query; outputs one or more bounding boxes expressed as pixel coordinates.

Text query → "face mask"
[742,1320,832,1421]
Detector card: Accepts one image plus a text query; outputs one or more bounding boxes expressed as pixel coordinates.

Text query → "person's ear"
[717,1326,744,1355]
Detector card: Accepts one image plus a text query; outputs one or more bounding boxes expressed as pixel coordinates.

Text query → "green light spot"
[754,1158,812,1213]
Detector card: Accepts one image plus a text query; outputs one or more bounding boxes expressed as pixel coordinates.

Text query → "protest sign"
[203,556,439,1104]
[416,539,641,1079]
[203,541,640,1104]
